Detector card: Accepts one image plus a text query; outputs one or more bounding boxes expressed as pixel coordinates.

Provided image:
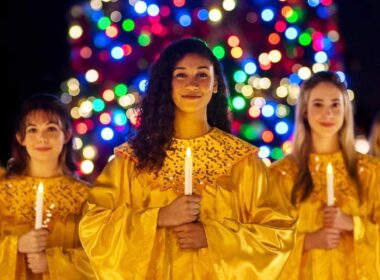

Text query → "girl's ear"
[65,128,73,144]
[16,133,25,146]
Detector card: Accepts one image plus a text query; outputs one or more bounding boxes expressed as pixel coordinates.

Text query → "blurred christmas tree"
[63,0,348,181]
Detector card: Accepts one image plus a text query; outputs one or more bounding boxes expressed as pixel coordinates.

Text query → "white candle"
[35,182,44,230]
[326,163,334,206]
[184,147,192,195]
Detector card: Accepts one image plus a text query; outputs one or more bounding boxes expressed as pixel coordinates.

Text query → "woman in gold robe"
[270,71,380,279]
[79,38,297,279]
[0,94,95,279]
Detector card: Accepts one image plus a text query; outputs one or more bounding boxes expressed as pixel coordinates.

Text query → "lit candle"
[35,182,44,230]
[184,147,192,195]
[326,163,334,206]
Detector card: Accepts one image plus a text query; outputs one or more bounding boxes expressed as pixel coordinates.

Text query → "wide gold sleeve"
[203,154,297,280]
[353,158,380,275]
[45,213,96,280]
[79,155,160,279]
[0,229,18,280]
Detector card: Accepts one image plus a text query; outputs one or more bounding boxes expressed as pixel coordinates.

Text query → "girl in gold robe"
[270,71,380,279]
[0,94,95,279]
[79,38,297,280]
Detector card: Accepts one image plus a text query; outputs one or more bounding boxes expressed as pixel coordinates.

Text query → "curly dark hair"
[130,37,231,170]
[7,93,76,176]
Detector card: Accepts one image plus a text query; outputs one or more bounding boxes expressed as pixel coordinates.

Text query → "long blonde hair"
[291,71,362,204]
[369,113,380,158]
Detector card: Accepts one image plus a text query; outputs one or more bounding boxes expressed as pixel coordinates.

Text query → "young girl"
[270,71,380,279]
[79,38,297,279]
[0,94,94,279]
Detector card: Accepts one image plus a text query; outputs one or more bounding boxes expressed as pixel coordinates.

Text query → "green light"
[138,34,151,47]
[122,19,135,32]
[114,84,128,97]
[294,8,304,22]
[241,124,259,140]
[93,98,105,112]
[232,96,246,111]
[286,11,298,23]
[98,17,111,30]
[233,70,247,83]
[271,147,284,160]
[299,33,312,46]
[212,45,225,60]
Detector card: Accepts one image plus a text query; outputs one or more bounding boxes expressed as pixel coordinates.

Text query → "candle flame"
[186,147,191,157]
[37,182,44,193]
[327,163,333,174]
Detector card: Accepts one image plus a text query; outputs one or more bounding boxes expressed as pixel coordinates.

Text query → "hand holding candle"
[326,163,334,206]
[35,182,44,230]
[184,147,192,195]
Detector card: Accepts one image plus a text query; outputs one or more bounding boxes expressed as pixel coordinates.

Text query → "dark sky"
[2,0,380,166]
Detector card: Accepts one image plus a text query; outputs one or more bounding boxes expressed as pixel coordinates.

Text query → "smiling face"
[306,82,345,139]
[17,110,68,165]
[171,53,218,116]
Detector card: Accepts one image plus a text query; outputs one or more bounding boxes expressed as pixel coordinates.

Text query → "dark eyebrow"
[26,121,59,127]
[311,98,341,102]
[174,66,210,70]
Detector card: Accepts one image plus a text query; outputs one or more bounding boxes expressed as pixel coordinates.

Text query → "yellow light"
[73,137,83,150]
[327,30,340,42]
[298,67,312,80]
[289,84,300,99]
[83,145,97,159]
[70,107,81,119]
[252,97,266,108]
[234,83,244,93]
[347,89,355,101]
[119,94,136,107]
[230,47,243,58]
[110,11,122,22]
[355,135,370,154]
[259,77,271,89]
[258,53,270,65]
[276,85,288,98]
[276,104,288,118]
[209,8,222,22]
[90,0,102,10]
[312,63,327,73]
[81,160,94,174]
[242,85,254,98]
[69,25,83,40]
[103,89,115,101]
[248,106,261,118]
[269,50,282,63]
[262,158,272,167]
[222,0,236,11]
[79,101,93,117]
[282,141,293,155]
[85,69,99,83]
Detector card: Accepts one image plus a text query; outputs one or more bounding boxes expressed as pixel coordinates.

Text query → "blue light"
[336,71,346,82]
[139,79,148,91]
[147,4,160,16]
[113,111,128,126]
[261,8,274,22]
[275,121,289,134]
[101,127,114,141]
[289,73,302,84]
[316,6,329,18]
[258,146,271,158]
[197,9,208,21]
[94,33,110,48]
[314,51,328,63]
[243,61,257,75]
[262,105,275,117]
[285,27,298,40]
[111,46,124,60]
[322,37,333,50]
[307,0,320,7]
[179,14,192,27]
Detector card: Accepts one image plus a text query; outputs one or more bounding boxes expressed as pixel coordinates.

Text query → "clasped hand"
[18,229,49,274]
[158,194,208,249]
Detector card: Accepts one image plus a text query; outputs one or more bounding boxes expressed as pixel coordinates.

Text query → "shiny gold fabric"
[270,152,380,279]
[0,175,95,280]
[79,128,297,279]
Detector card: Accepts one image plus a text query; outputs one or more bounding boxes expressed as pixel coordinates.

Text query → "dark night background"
[2,0,380,167]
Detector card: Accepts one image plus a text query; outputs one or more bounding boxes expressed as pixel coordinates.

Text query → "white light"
[209,8,222,22]
[355,135,370,154]
[85,69,99,83]
[81,160,94,174]
[258,146,271,158]
[69,25,83,39]
[101,127,114,141]
[134,1,147,14]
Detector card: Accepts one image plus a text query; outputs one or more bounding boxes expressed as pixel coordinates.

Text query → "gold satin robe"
[0,175,95,280]
[270,152,380,279]
[79,128,297,280]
